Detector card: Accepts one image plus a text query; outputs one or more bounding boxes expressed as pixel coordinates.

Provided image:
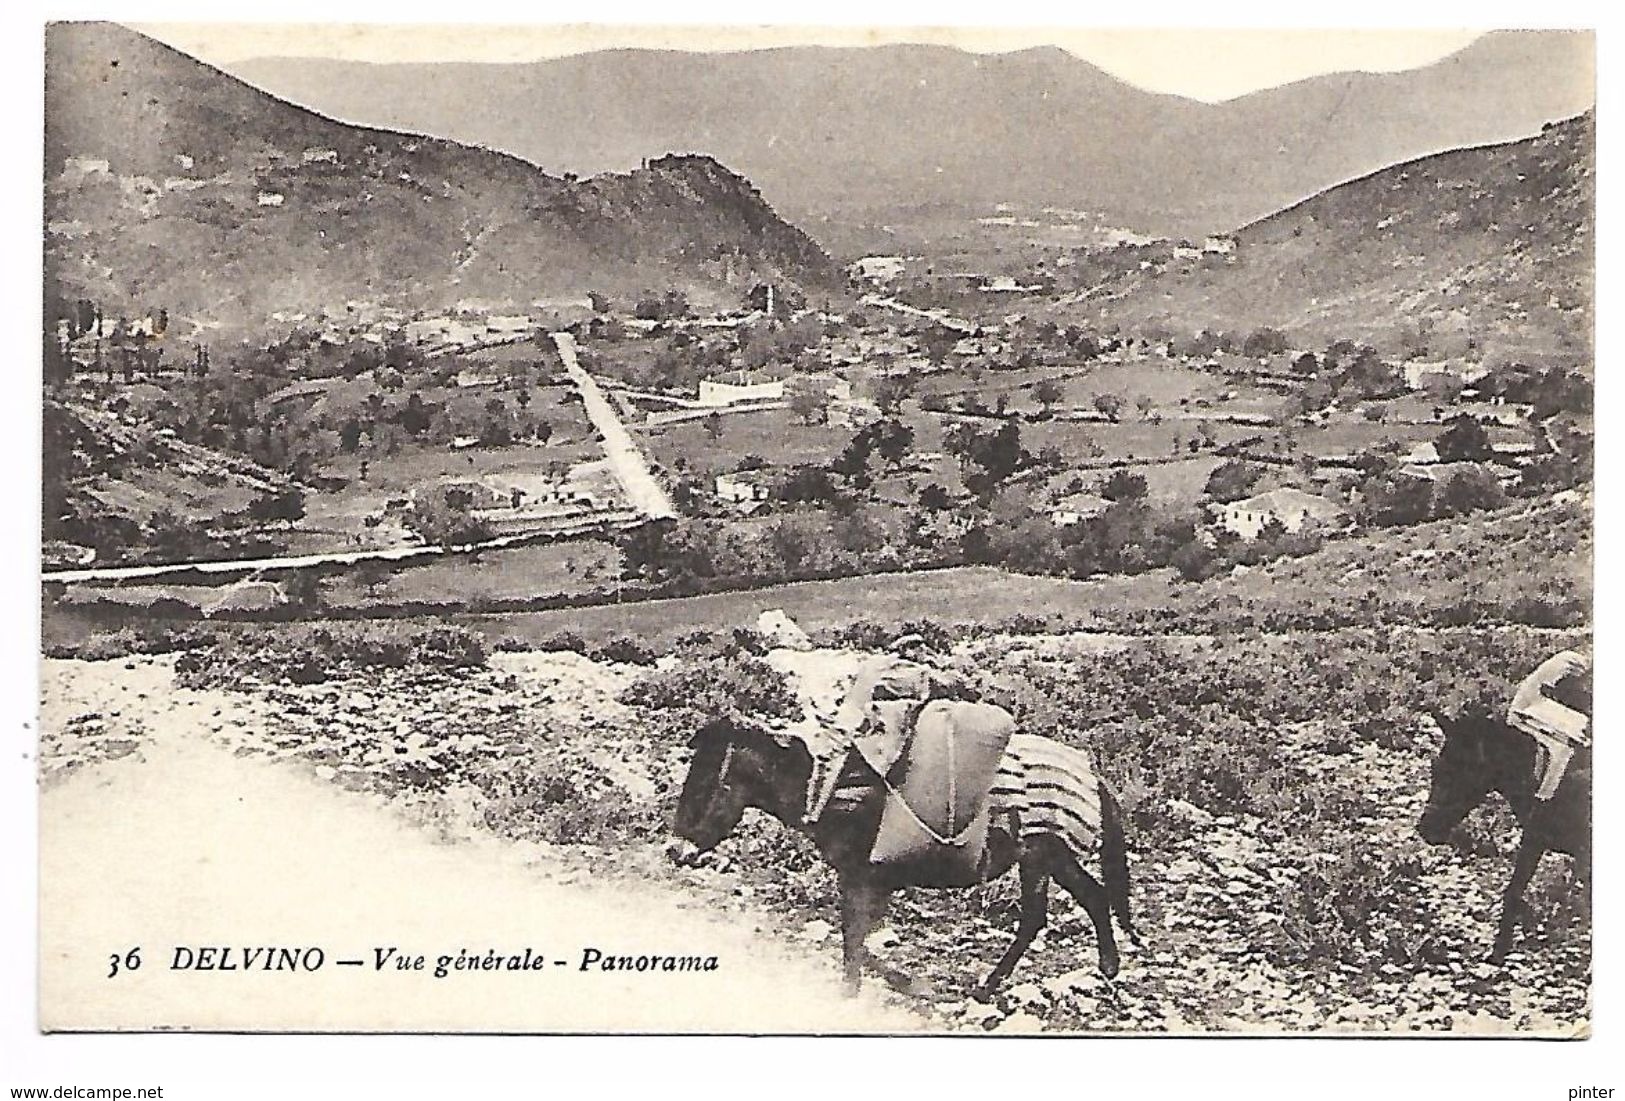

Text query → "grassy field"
[451,565,1108,646]
[640,406,846,474]
[322,538,622,608]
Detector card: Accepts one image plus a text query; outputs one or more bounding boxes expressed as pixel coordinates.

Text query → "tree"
[1203,459,1265,503]
[1099,469,1148,502]
[1360,472,1434,527]
[1032,378,1063,416]
[1420,373,1466,405]
[920,327,958,367]
[480,398,513,446]
[400,392,431,436]
[832,433,875,487]
[1092,393,1124,422]
[918,483,952,511]
[965,421,1024,493]
[407,491,492,547]
[704,413,724,441]
[339,418,363,454]
[1439,467,1507,516]
[588,291,612,314]
[249,486,307,523]
[1291,351,1320,378]
[780,466,836,504]
[1339,347,1402,400]
[1171,538,1221,582]
[787,379,829,425]
[284,570,326,612]
[1243,327,1288,358]
[1437,414,1491,462]
[872,419,915,467]
[872,373,914,414]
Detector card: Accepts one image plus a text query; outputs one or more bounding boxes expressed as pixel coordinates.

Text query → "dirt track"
[37,659,923,1033]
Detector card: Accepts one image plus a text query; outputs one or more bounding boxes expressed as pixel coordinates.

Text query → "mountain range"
[44,23,839,335]
[227,31,1595,241]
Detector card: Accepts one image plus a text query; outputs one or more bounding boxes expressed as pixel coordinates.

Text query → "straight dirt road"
[552,331,679,522]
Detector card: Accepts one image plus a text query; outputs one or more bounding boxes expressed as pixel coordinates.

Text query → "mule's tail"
[1099,779,1139,947]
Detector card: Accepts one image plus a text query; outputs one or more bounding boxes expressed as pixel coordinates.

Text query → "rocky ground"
[37,646,1590,1035]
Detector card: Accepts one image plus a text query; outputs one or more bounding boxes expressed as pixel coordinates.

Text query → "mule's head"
[671,721,750,860]
[1418,706,1517,845]
[670,721,809,864]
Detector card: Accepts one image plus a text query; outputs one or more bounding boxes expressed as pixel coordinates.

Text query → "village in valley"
[43,229,1586,623]
[41,201,1586,620]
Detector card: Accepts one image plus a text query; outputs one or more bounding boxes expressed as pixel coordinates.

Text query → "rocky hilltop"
[44,23,839,334]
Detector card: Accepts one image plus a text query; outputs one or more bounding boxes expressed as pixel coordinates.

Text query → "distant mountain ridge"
[227,31,1595,239]
[44,23,839,334]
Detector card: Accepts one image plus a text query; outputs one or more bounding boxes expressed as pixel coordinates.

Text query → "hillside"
[44,23,839,335]
[1074,113,1593,355]
[224,31,1594,239]
[43,397,296,563]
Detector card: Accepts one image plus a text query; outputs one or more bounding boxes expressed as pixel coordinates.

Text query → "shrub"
[535,630,587,654]
[174,623,488,688]
[469,750,665,846]
[588,636,659,667]
[622,652,801,741]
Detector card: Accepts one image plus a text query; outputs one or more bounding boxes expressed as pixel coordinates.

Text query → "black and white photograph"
[9,6,1614,1091]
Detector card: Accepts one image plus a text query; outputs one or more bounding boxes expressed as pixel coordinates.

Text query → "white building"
[715,473,770,504]
[1403,359,1489,390]
[1401,441,1441,466]
[1218,488,1346,540]
[256,191,285,207]
[850,256,907,282]
[1051,493,1111,527]
[698,377,786,406]
[829,398,882,430]
[486,315,532,336]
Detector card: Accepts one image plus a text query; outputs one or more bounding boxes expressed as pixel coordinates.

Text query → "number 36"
[107,947,141,979]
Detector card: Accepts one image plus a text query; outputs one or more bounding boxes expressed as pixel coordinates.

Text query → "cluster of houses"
[406,313,535,352]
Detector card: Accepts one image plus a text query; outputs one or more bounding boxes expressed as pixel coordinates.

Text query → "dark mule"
[1417,706,1591,961]
[671,714,1138,999]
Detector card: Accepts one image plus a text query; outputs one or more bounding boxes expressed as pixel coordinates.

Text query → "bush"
[622,652,801,740]
[174,623,488,688]
[587,636,659,667]
[469,749,665,846]
[535,630,586,653]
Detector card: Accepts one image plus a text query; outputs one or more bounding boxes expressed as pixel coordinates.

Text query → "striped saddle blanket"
[801,725,1104,872]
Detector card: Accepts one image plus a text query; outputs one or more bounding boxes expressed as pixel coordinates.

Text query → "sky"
[135,24,1490,103]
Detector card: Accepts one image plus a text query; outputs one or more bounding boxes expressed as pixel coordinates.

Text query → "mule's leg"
[1492,839,1545,963]
[1052,855,1121,979]
[974,858,1050,1002]
[837,870,888,996]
